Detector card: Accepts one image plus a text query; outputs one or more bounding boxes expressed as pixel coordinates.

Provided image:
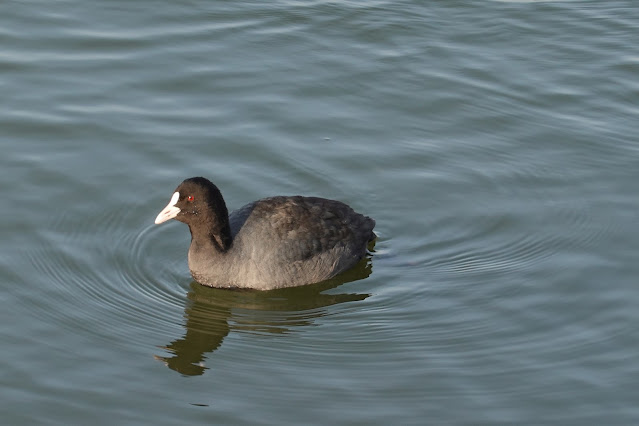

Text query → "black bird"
[155,177,375,290]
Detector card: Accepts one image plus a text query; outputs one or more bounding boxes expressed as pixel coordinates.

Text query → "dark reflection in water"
[156,255,373,376]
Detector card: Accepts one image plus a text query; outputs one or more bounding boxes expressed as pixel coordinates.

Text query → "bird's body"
[155,177,375,290]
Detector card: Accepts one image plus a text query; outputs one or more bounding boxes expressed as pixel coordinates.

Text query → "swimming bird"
[155,177,375,290]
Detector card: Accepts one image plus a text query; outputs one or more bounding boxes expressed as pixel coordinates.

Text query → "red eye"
[187,195,194,202]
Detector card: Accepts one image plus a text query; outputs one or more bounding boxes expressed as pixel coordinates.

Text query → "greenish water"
[2,1,638,424]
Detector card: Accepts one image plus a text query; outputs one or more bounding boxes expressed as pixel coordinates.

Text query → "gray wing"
[230,196,375,263]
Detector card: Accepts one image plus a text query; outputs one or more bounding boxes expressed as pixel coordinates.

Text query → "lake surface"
[2,1,638,424]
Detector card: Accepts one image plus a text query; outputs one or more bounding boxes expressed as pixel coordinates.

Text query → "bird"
[154,177,376,290]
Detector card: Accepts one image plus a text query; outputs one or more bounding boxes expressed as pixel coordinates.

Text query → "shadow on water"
[155,254,374,376]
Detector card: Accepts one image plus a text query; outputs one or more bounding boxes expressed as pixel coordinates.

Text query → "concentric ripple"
[18,203,189,348]
[360,129,633,408]
[394,138,619,284]
[16,198,373,369]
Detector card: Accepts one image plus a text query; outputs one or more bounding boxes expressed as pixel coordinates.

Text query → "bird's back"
[228,196,375,288]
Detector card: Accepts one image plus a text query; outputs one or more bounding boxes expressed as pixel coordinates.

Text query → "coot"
[155,177,375,290]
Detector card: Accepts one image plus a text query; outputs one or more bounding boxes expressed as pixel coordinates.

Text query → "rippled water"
[2,1,638,424]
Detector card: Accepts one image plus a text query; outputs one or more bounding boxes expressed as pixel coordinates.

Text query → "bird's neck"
[188,217,232,253]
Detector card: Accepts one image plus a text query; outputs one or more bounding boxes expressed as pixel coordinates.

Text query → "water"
[2,1,638,424]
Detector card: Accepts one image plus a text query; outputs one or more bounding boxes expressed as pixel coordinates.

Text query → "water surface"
[1,1,638,424]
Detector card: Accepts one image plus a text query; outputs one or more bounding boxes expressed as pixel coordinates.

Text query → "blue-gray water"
[2,1,638,424]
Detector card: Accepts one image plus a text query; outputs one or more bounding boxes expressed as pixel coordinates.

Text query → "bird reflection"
[156,253,373,376]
